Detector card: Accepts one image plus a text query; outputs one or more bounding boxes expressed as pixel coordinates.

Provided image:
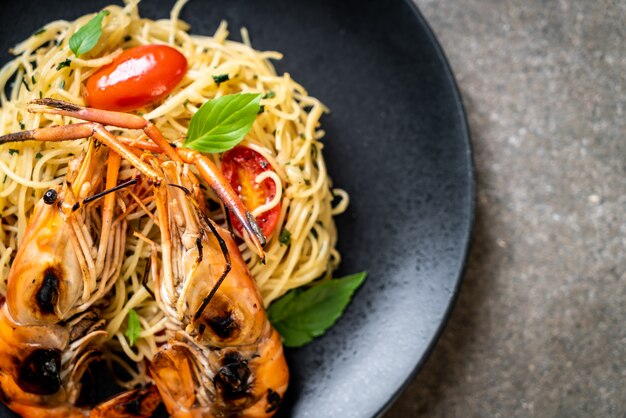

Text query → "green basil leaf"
[125,308,142,347]
[69,10,110,57]
[267,272,367,347]
[184,93,261,153]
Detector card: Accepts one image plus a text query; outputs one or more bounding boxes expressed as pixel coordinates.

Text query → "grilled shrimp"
[0,140,159,417]
[7,98,267,259]
[0,98,287,417]
[149,162,288,417]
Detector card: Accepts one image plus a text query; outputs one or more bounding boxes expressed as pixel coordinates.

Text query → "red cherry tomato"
[221,146,281,238]
[84,45,187,111]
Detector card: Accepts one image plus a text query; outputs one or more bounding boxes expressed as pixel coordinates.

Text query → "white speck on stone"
[599,386,610,400]
[588,194,601,204]
[521,400,535,412]
[507,135,520,147]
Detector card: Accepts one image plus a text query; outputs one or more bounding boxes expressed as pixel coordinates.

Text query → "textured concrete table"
[385,0,625,416]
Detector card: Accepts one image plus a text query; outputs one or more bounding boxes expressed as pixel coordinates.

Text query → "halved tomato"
[84,45,187,111]
[221,146,281,238]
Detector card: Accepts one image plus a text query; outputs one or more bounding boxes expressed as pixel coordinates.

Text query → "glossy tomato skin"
[84,45,187,111]
[221,146,281,238]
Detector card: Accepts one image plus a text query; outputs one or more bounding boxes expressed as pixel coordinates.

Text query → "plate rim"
[0,1,475,416]
[374,1,476,416]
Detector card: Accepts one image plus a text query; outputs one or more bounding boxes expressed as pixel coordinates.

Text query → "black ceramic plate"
[0,0,473,417]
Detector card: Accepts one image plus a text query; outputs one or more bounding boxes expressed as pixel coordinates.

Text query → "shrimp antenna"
[72,178,138,211]
[141,257,156,300]
[83,178,138,204]
[193,211,232,321]
[224,206,235,235]
[167,183,191,194]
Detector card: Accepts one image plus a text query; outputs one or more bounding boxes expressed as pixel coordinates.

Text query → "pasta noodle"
[0,0,347,385]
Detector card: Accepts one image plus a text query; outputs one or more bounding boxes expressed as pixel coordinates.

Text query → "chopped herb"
[184,93,261,153]
[8,149,19,155]
[21,78,30,92]
[279,228,291,246]
[259,160,268,169]
[258,105,265,114]
[19,123,25,130]
[69,69,74,77]
[125,308,142,346]
[123,35,132,42]
[267,272,367,347]
[262,91,276,99]
[59,80,65,89]
[35,152,43,159]
[69,10,110,56]
[31,75,36,84]
[34,28,46,36]
[212,74,229,85]
[56,59,71,71]
[39,91,42,99]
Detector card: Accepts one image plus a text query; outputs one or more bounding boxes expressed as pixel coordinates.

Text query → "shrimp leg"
[24,98,266,258]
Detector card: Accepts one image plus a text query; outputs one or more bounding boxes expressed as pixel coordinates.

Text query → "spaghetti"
[0,0,347,382]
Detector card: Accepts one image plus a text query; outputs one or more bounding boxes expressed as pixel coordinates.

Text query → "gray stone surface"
[385,0,626,416]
